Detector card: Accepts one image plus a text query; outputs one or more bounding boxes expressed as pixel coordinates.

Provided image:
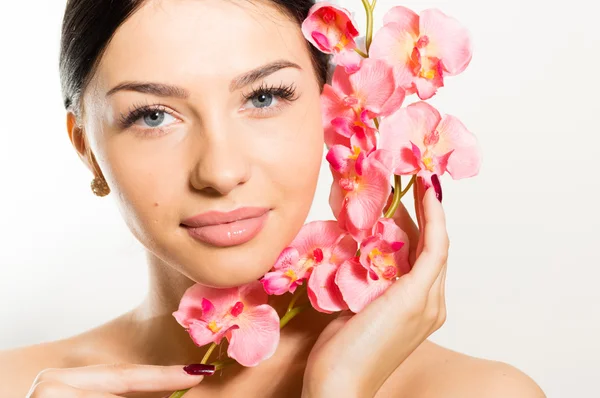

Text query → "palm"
[305,196,424,385]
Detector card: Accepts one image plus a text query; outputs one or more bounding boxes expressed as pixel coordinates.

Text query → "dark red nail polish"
[184,363,216,376]
[431,174,442,203]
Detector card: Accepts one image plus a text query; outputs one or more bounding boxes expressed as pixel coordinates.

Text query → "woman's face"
[75,0,325,287]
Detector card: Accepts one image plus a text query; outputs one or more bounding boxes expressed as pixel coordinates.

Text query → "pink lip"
[181,207,270,247]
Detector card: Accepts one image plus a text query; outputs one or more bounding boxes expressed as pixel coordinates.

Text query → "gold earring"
[91,176,110,197]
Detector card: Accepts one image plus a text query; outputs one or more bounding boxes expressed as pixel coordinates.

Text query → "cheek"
[255,104,325,201]
[101,139,188,234]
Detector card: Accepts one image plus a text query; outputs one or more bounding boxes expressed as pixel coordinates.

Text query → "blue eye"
[242,82,299,116]
[139,110,176,128]
[118,104,178,130]
[250,92,275,108]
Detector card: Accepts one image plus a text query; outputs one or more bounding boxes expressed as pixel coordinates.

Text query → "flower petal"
[334,50,363,74]
[370,22,418,89]
[414,74,442,100]
[321,84,355,148]
[326,144,354,174]
[346,160,391,231]
[434,115,482,179]
[419,8,473,75]
[349,59,397,114]
[227,305,280,367]
[379,102,442,175]
[382,5,420,32]
[329,169,346,222]
[308,261,348,313]
[172,284,239,328]
[187,319,232,347]
[336,258,392,313]
[331,233,358,264]
[239,280,269,307]
[272,247,301,271]
[291,220,347,257]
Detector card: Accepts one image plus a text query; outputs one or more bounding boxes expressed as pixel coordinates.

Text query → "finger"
[27,381,119,398]
[438,264,447,311]
[427,260,447,308]
[413,176,426,257]
[410,186,448,291]
[390,198,419,266]
[33,364,208,395]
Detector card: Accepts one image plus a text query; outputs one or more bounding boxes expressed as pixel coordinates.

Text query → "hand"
[302,177,448,397]
[26,363,214,397]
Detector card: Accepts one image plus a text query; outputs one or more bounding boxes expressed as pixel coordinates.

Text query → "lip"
[181,207,270,247]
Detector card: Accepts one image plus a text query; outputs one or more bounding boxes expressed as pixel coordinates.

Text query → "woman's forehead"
[92,0,309,97]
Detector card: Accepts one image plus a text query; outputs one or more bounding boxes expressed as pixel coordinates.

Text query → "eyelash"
[117,82,300,133]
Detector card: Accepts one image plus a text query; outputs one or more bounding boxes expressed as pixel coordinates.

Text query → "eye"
[136,109,177,129]
[118,104,179,134]
[246,92,279,110]
[241,82,299,117]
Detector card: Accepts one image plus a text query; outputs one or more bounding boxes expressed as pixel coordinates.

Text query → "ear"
[66,111,100,177]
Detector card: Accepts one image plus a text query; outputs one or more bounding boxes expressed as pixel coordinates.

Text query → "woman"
[0,0,546,397]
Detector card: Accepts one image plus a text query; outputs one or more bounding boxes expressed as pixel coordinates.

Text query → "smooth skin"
[0,0,545,397]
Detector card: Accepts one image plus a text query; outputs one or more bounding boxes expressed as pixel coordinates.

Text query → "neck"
[120,250,330,366]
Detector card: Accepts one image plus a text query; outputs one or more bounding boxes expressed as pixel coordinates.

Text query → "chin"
[169,233,284,289]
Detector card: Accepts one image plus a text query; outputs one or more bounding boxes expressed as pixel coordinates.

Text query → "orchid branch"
[360,0,376,53]
[171,286,311,398]
[384,175,416,219]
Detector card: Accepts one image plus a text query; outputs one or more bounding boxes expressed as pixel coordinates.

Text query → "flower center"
[368,248,398,280]
[416,35,430,49]
[284,269,298,282]
[207,321,222,334]
[230,301,244,317]
[349,146,361,160]
[313,248,325,263]
[422,148,436,172]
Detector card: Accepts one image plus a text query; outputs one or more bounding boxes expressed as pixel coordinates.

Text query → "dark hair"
[59,0,332,120]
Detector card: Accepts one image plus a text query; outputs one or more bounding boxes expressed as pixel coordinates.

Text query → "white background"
[0,0,598,396]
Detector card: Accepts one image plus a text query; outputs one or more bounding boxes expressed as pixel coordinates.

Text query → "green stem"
[201,342,217,364]
[399,175,416,200]
[211,357,236,370]
[287,284,306,313]
[384,175,416,219]
[169,389,190,398]
[360,0,375,54]
[280,303,310,328]
[354,48,369,58]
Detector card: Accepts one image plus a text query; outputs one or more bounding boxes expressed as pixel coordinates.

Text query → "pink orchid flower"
[328,143,392,241]
[378,101,481,185]
[172,281,280,367]
[321,58,405,148]
[370,6,473,100]
[336,218,410,313]
[301,2,363,73]
[261,220,357,313]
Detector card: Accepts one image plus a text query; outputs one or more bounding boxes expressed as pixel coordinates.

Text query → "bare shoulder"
[0,320,121,397]
[0,339,72,396]
[377,340,546,398]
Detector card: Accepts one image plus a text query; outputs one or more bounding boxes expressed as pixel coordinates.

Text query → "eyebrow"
[105,59,302,98]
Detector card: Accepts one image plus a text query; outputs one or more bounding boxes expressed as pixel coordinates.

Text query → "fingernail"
[183,363,216,376]
[431,174,442,203]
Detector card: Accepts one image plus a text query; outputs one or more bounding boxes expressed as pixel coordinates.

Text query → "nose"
[189,126,251,196]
